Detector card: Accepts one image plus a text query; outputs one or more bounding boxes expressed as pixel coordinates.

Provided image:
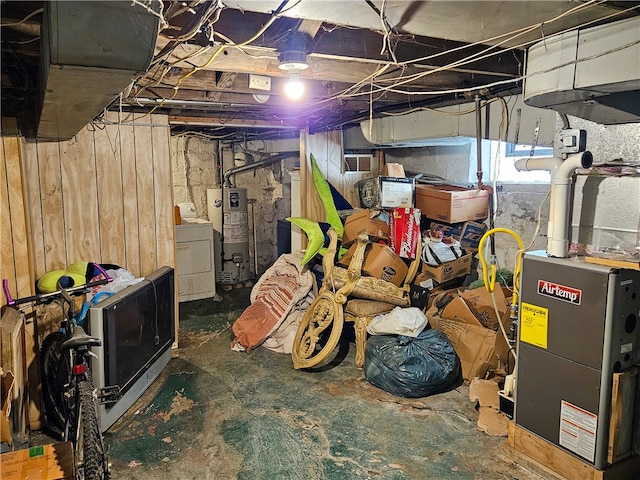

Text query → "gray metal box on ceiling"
[45,1,158,71]
[37,1,160,140]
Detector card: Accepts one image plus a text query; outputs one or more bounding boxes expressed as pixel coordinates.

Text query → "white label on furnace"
[621,343,633,354]
[559,400,597,463]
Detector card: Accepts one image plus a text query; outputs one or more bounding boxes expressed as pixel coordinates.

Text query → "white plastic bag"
[421,239,463,266]
[87,268,144,302]
[367,307,429,337]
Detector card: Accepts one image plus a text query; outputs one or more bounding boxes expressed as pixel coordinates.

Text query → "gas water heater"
[515,251,640,470]
[207,188,250,284]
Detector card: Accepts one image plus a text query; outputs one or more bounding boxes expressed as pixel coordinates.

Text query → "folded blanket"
[231,252,313,352]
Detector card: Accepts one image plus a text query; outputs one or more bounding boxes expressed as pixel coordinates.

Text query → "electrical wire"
[124,0,293,122]
[327,1,637,102]
[118,0,639,129]
[0,8,43,27]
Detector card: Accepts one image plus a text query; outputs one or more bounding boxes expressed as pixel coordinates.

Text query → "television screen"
[89,266,175,432]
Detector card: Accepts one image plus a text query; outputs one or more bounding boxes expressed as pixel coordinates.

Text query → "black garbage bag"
[364,328,462,398]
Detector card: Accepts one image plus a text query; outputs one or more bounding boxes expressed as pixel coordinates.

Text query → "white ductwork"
[524,16,640,125]
[359,95,556,147]
[515,151,593,257]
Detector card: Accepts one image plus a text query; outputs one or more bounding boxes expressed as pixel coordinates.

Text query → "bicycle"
[3,265,120,480]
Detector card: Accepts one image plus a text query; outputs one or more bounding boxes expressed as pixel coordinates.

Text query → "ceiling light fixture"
[284,73,304,100]
[278,32,309,100]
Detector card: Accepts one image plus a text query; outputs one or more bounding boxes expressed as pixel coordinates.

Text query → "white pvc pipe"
[515,151,593,257]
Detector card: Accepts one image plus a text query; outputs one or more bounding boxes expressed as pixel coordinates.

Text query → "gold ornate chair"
[291,228,421,369]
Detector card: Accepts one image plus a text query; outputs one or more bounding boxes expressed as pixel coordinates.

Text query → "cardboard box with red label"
[388,207,421,260]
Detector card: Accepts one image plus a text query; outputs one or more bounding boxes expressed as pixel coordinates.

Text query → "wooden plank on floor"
[508,422,640,480]
[1,308,29,442]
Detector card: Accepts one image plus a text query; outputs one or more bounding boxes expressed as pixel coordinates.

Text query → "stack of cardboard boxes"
[342,165,490,298]
[340,164,420,288]
[345,166,509,384]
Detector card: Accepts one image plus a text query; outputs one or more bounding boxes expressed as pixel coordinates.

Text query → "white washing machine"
[175,203,216,302]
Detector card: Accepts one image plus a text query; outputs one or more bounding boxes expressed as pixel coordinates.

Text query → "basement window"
[505,142,554,158]
[343,153,373,173]
[494,141,552,183]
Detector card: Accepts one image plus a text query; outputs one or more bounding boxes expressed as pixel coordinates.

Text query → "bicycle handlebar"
[3,264,113,307]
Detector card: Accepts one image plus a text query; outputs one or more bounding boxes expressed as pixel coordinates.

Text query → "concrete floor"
[100,287,544,480]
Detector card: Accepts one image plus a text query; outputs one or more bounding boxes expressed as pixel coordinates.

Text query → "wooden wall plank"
[3,115,177,431]
[151,117,174,269]
[119,119,142,276]
[94,121,127,267]
[4,138,31,297]
[59,129,100,264]
[301,129,345,223]
[133,120,157,275]
[22,142,46,280]
[37,141,66,272]
[0,137,14,293]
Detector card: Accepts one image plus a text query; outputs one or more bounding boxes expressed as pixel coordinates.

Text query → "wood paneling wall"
[1,136,33,300]
[21,113,175,280]
[300,129,379,222]
[1,112,175,429]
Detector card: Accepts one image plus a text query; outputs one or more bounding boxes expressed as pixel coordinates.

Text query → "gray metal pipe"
[223,151,298,187]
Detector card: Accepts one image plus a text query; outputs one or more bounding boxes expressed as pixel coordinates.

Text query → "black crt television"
[88,266,175,432]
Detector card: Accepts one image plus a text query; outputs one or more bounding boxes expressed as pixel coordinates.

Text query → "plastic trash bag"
[364,328,462,398]
[367,307,428,337]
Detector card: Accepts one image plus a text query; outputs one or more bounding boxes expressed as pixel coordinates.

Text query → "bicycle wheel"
[75,379,108,480]
[40,331,68,435]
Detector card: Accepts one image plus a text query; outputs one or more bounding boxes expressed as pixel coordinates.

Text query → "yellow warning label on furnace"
[520,302,548,349]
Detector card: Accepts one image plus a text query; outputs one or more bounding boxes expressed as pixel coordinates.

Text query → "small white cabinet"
[175,219,216,302]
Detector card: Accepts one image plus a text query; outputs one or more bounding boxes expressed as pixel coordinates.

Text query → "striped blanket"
[231,252,314,353]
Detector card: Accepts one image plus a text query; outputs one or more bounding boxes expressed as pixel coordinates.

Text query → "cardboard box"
[338,242,408,286]
[388,207,420,259]
[416,184,489,224]
[427,308,497,382]
[355,176,414,209]
[379,176,414,209]
[428,221,487,252]
[459,286,508,330]
[384,163,405,177]
[342,209,388,246]
[427,291,512,381]
[0,442,74,480]
[421,253,472,284]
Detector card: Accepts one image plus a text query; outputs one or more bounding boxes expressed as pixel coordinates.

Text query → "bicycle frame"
[3,264,115,480]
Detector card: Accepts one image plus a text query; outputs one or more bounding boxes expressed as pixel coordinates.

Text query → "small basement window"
[343,153,373,173]
[494,141,552,183]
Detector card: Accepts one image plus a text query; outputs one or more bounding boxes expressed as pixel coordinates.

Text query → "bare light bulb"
[284,73,304,100]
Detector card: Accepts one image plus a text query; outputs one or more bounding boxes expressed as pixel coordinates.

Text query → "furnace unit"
[515,251,640,470]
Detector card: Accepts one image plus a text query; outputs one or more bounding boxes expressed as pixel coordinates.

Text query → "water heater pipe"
[223,151,298,187]
[515,151,593,257]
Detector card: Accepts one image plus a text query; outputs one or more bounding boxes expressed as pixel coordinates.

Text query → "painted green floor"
[102,287,543,480]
